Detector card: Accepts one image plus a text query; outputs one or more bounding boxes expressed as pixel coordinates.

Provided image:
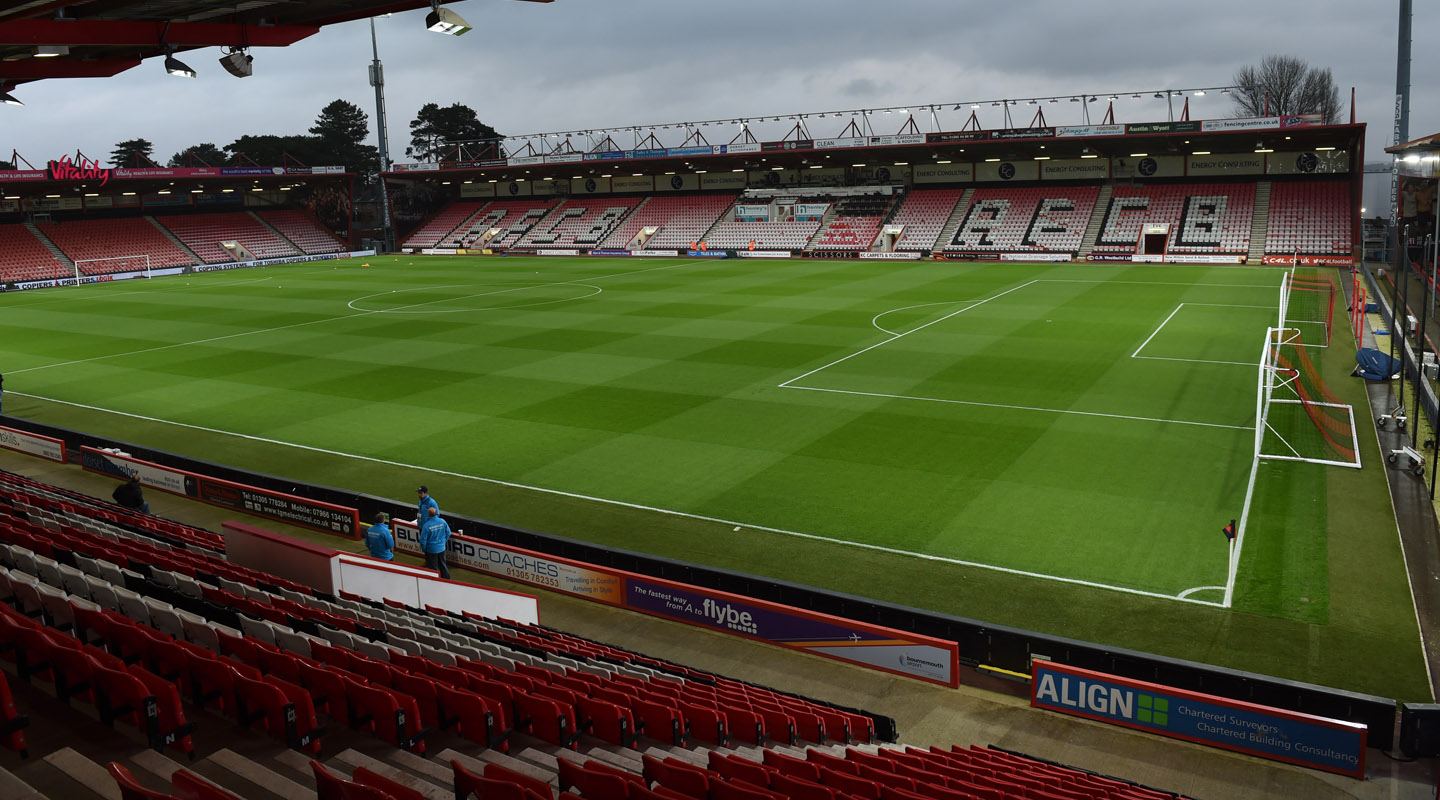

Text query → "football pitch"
[0,255,1428,698]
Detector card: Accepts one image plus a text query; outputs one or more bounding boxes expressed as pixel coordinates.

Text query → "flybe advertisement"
[1031,661,1366,778]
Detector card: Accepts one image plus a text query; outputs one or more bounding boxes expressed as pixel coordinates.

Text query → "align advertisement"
[1031,661,1365,778]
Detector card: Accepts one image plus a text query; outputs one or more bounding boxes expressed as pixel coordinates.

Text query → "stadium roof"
[1388,132,1440,155]
[0,0,549,88]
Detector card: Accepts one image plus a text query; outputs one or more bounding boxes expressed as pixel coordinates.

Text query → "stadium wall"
[0,414,1405,751]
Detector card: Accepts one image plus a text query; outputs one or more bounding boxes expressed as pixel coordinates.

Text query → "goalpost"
[1254,273,1361,468]
[73,254,153,282]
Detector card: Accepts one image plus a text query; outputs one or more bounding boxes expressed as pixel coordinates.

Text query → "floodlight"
[426,3,472,36]
[1193,90,1205,96]
[219,49,253,78]
[1153,92,1164,99]
[165,52,197,78]
[1,91,21,106]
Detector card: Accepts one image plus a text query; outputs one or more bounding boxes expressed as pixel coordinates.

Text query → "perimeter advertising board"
[0,425,65,462]
[80,446,360,538]
[390,522,958,686]
[1032,661,1366,778]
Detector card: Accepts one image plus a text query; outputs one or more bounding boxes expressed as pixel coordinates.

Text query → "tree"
[407,102,502,162]
[1230,55,1342,123]
[0,160,13,171]
[224,134,328,167]
[168,142,227,167]
[309,99,378,173]
[110,138,155,168]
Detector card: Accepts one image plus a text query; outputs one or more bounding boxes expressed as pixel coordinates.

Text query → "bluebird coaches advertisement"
[1031,661,1366,778]
[390,521,958,686]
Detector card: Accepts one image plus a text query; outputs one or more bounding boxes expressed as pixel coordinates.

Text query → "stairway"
[1077,184,1114,258]
[146,217,204,265]
[248,211,304,257]
[442,202,498,248]
[1247,181,1272,264]
[23,222,74,270]
[933,187,976,251]
[803,205,841,251]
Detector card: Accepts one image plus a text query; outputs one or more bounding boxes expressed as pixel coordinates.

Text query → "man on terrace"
[365,512,394,561]
[419,506,452,580]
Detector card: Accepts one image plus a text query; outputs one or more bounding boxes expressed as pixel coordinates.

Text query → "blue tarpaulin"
[1355,348,1400,381]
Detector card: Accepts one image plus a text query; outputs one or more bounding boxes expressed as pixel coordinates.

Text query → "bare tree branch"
[1230,55,1342,123]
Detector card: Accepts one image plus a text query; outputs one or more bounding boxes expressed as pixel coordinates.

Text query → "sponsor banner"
[815,137,866,150]
[927,131,989,143]
[220,166,288,176]
[588,249,632,256]
[701,172,748,191]
[81,447,193,498]
[312,166,345,174]
[934,252,1000,261]
[734,204,771,220]
[633,249,679,257]
[633,148,667,159]
[572,177,611,194]
[626,577,956,685]
[795,203,830,217]
[460,182,497,198]
[1032,662,1365,779]
[194,473,360,537]
[868,134,926,147]
[9,268,174,291]
[1132,254,1246,264]
[507,155,545,167]
[584,151,628,161]
[0,199,17,213]
[1112,154,1183,179]
[84,196,114,210]
[761,140,813,152]
[914,163,974,184]
[1056,124,1125,138]
[0,425,65,462]
[735,251,792,258]
[0,170,47,181]
[1280,113,1325,128]
[420,248,458,255]
[1201,116,1282,132]
[990,127,1056,140]
[1086,253,1135,262]
[192,250,374,273]
[500,180,532,197]
[859,252,922,260]
[666,146,712,158]
[537,249,581,256]
[114,167,221,179]
[531,179,566,197]
[1262,254,1354,266]
[1041,158,1109,181]
[1267,150,1349,175]
[712,143,762,155]
[687,250,730,258]
[976,160,1038,182]
[752,169,799,188]
[29,197,83,211]
[544,152,584,164]
[658,173,700,192]
[392,522,625,603]
[142,193,190,207]
[1187,153,1265,176]
[1001,253,1072,262]
[612,175,654,193]
[800,167,846,187]
[1125,121,1202,135]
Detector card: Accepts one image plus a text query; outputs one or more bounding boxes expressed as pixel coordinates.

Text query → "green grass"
[0,255,1427,699]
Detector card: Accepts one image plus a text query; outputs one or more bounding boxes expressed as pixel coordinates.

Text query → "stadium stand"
[812,195,895,251]
[400,201,489,250]
[0,224,67,283]
[1265,181,1352,256]
[513,197,644,250]
[944,187,1101,253]
[486,199,564,249]
[254,210,347,255]
[0,462,1202,799]
[1093,183,1255,254]
[156,212,302,264]
[890,189,967,252]
[37,218,197,272]
[631,194,739,251]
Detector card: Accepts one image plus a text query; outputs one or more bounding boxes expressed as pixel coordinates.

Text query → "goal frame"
[1254,324,1362,468]
[73,254,153,282]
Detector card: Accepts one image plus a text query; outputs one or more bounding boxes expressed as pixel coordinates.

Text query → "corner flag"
[1222,519,1236,542]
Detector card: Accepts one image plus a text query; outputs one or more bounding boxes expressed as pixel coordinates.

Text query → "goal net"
[1255,321,1360,468]
[1278,269,1336,347]
[74,254,152,278]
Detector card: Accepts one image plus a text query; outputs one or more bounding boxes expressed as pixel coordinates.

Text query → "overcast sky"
[2,0,1434,167]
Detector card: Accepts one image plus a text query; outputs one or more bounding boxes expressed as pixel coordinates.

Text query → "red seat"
[298,660,350,723]
[753,704,796,746]
[49,643,98,705]
[451,759,536,800]
[771,772,837,800]
[710,780,786,800]
[351,766,425,800]
[817,766,881,800]
[185,650,244,714]
[0,671,28,757]
[633,698,685,747]
[513,691,573,749]
[310,759,393,800]
[94,662,195,756]
[765,750,821,781]
[235,672,324,753]
[107,761,178,800]
[722,706,765,746]
[483,762,555,800]
[707,753,776,788]
[257,648,303,683]
[575,695,636,748]
[435,682,503,750]
[557,758,630,800]
[171,769,246,800]
[641,755,710,800]
[390,671,442,729]
[343,676,426,753]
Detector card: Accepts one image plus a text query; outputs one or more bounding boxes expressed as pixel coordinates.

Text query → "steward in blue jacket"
[364,513,394,560]
[419,506,452,580]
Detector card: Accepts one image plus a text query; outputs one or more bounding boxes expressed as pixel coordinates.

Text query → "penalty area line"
[11,390,1224,608]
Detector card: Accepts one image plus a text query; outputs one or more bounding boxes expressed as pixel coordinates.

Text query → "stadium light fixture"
[219,48,253,78]
[937,160,951,164]
[426,2,473,36]
[1153,92,1164,99]
[852,163,865,167]
[1080,154,1099,159]
[1193,90,1205,96]
[1192,150,1211,155]
[165,51,197,78]
[1034,156,1050,160]
[1129,153,1147,157]
[0,91,21,106]
[984,158,1001,162]
[33,45,69,58]
[1315,146,1336,151]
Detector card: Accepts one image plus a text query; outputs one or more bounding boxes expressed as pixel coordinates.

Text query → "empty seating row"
[156,212,301,263]
[38,218,196,271]
[255,210,347,254]
[1094,184,1255,254]
[1265,181,1352,255]
[945,187,1100,253]
[402,201,490,249]
[0,224,67,283]
[514,198,644,249]
[889,189,967,252]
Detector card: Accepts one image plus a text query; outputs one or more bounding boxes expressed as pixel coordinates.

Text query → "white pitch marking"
[1132,304,1187,358]
[1178,585,1226,600]
[1134,356,1256,367]
[1222,451,1262,608]
[780,384,1253,431]
[779,280,1039,389]
[8,389,1227,608]
[1038,279,1280,288]
[870,300,979,336]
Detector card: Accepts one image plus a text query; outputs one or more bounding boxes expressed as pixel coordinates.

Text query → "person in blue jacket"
[364,512,394,561]
[418,505,452,579]
[417,485,438,523]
